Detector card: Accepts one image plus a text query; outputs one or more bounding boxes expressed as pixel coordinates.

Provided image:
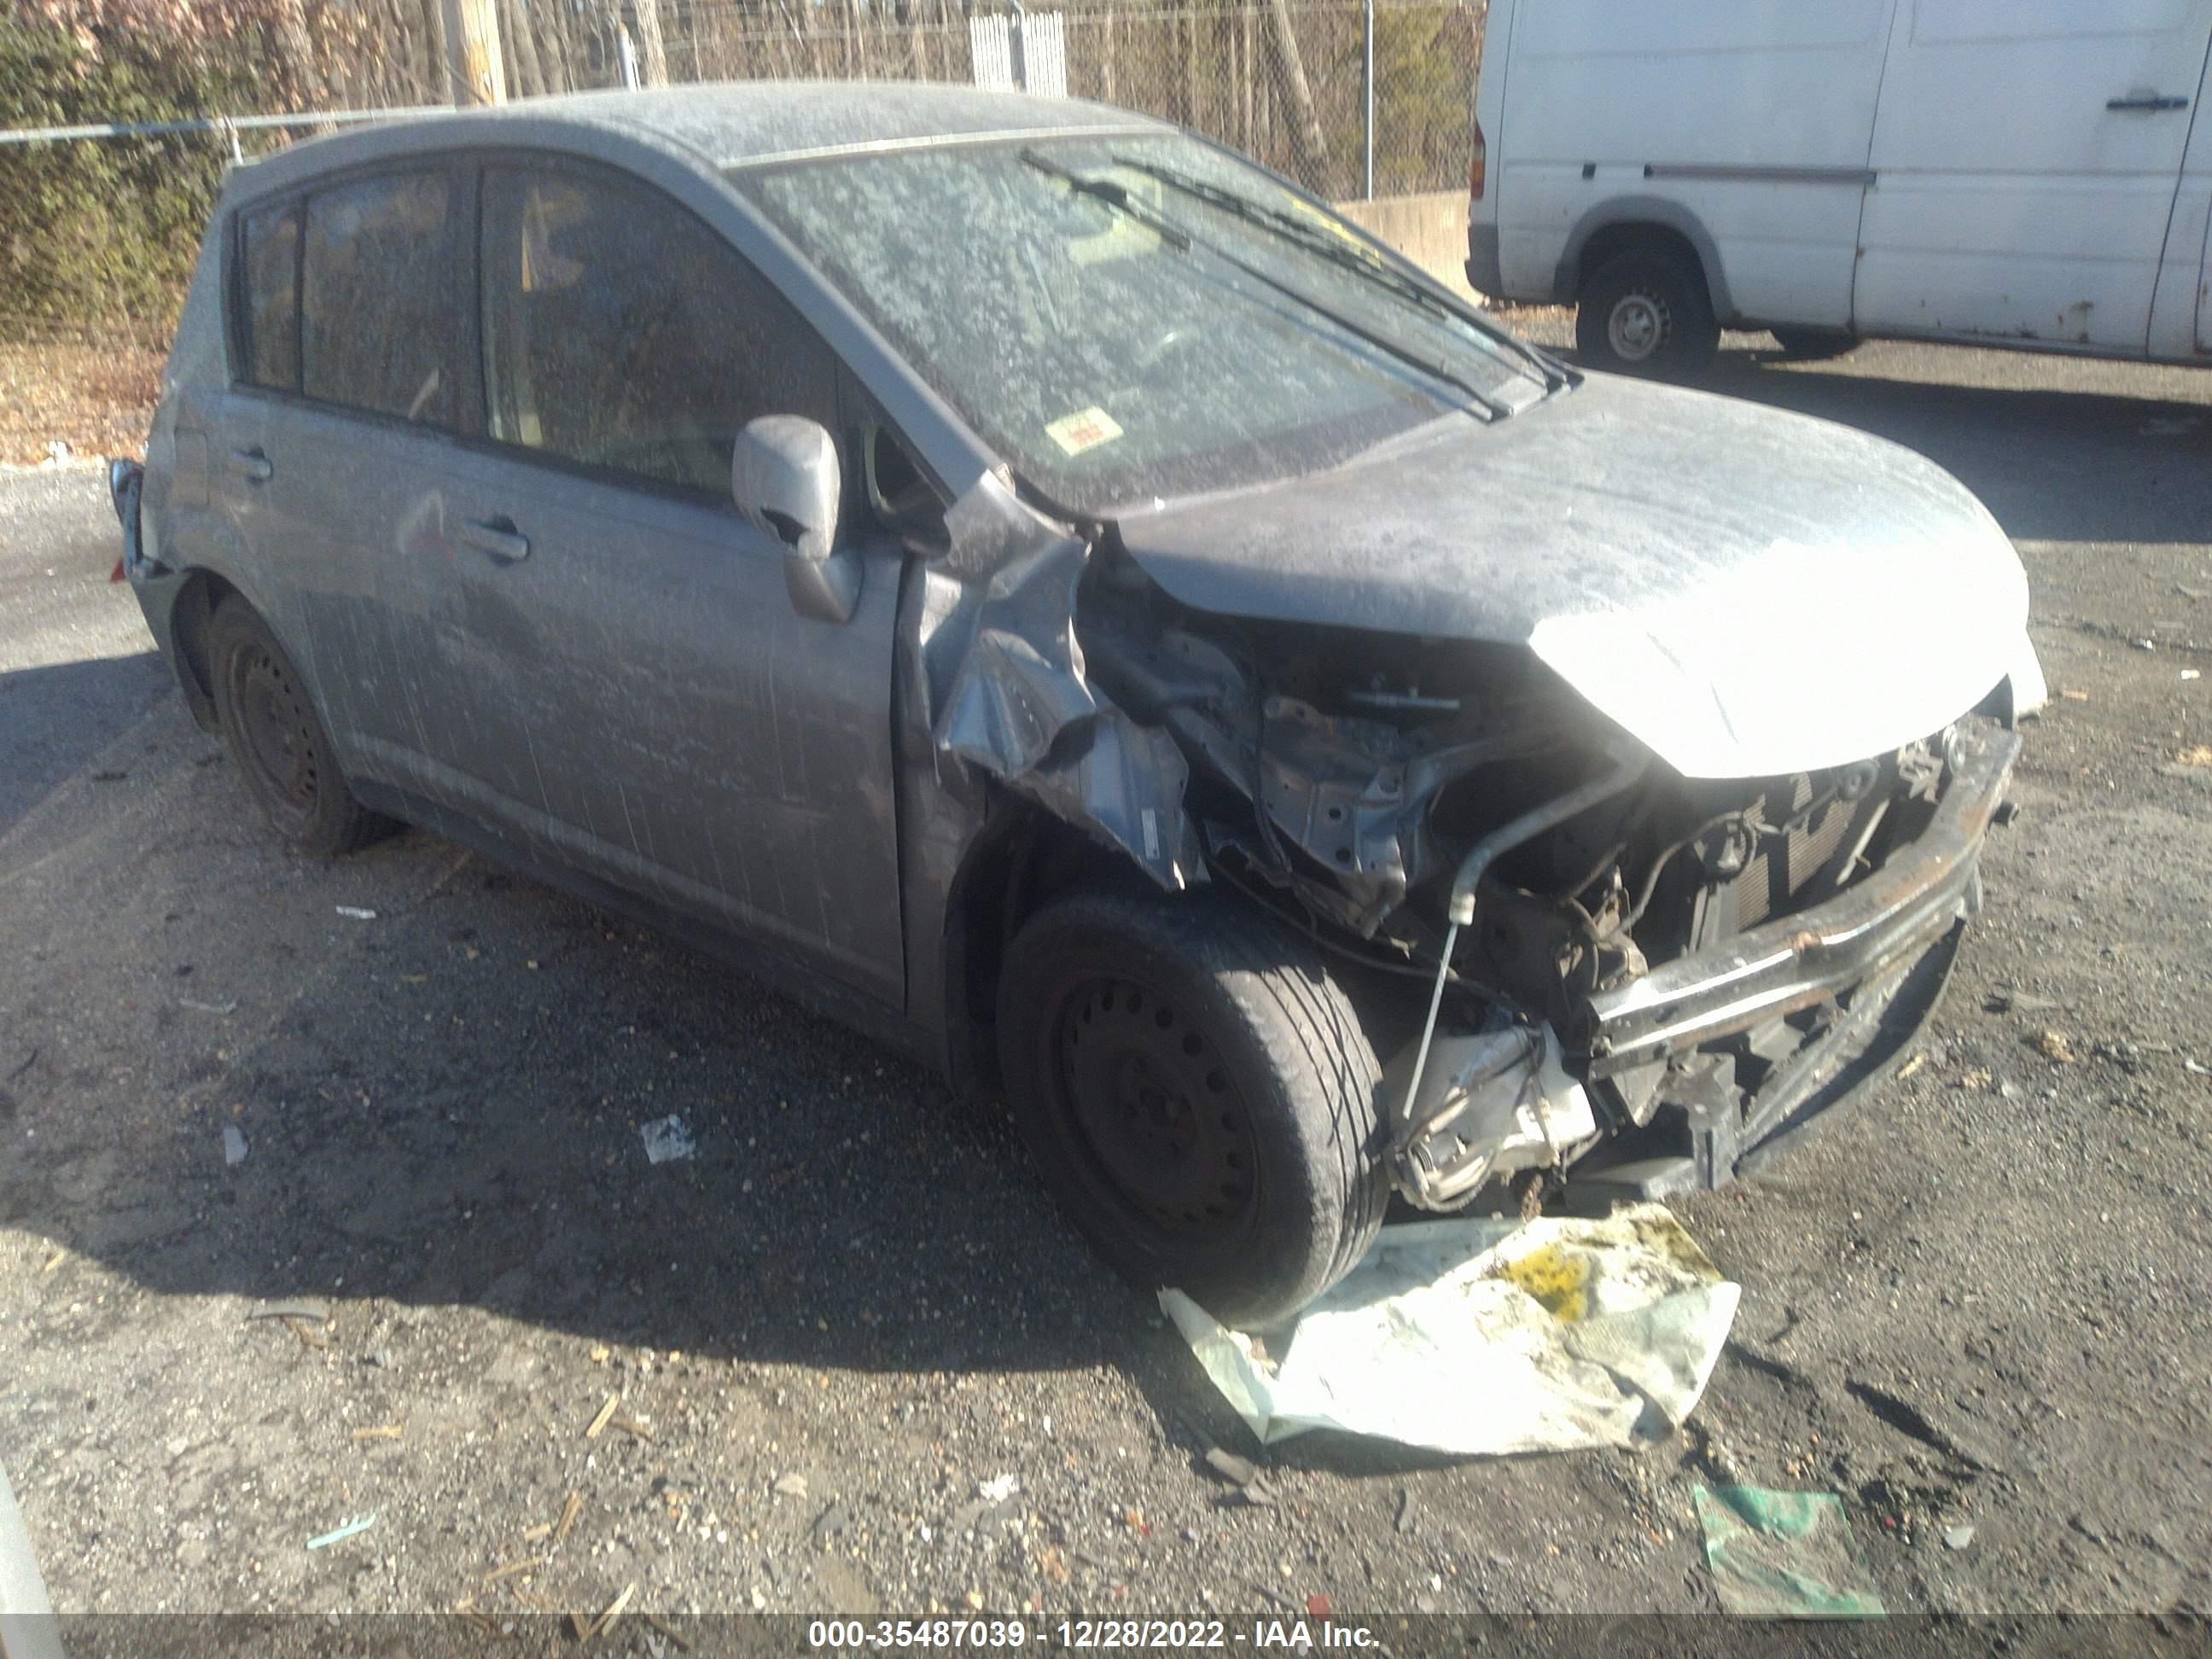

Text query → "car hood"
[1109,374,2032,779]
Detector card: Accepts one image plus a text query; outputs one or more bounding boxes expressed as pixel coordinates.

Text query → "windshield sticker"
[1045,406,1124,457]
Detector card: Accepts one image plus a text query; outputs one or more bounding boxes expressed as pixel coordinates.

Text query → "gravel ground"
[2,335,2209,1626]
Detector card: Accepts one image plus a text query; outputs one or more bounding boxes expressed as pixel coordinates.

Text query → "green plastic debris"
[1692,1484,1886,1618]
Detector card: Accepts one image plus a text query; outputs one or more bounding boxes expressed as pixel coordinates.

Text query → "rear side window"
[479,163,836,494]
[238,201,300,392]
[300,169,463,428]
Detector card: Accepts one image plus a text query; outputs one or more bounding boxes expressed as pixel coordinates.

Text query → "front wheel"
[997,889,1388,1328]
[1576,248,1720,377]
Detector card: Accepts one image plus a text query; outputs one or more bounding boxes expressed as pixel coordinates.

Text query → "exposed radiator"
[1732,777,1872,930]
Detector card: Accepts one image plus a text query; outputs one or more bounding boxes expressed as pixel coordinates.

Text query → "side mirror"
[732,415,861,624]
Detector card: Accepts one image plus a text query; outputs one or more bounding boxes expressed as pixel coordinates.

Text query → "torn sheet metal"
[1083,614,1557,934]
[917,470,1202,888]
[1160,1204,1738,1456]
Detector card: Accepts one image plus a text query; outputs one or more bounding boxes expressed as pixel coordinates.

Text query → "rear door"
[217,162,477,796]
[1855,0,2212,351]
[2147,30,2212,356]
[439,157,907,1002]
[2201,188,2212,352]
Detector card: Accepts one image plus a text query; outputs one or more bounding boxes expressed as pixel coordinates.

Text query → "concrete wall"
[1330,190,1476,300]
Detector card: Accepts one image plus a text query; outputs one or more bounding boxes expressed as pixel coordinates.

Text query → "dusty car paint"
[1114,376,2039,779]
[120,82,2040,1265]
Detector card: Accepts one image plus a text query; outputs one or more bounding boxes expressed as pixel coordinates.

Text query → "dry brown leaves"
[0,337,164,466]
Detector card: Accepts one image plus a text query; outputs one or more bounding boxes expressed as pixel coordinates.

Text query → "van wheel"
[1770,326,1859,361]
[207,599,392,857]
[998,889,1388,1328]
[1576,248,1719,376]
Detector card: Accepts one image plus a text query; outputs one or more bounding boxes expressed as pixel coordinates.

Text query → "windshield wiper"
[1020,148,1190,250]
[1019,148,1511,421]
[1114,157,1571,393]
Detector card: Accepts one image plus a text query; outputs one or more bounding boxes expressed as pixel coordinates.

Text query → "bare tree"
[631,0,668,84]
[1264,0,1328,188]
[500,0,548,94]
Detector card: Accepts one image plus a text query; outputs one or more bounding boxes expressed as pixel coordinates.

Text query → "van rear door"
[2145,27,2212,358]
[1855,0,2212,352]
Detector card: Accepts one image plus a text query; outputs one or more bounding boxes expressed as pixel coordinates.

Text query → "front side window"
[479,163,835,495]
[238,200,300,393]
[300,168,462,427]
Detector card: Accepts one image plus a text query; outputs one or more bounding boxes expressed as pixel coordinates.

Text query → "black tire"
[207,599,392,857]
[1768,325,1860,361]
[1575,247,1720,377]
[998,888,1388,1328]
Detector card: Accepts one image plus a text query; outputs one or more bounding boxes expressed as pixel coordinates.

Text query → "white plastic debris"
[976,1474,1020,1503]
[304,1512,377,1551]
[334,905,377,920]
[639,1115,696,1164]
[222,1125,249,1167]
[1161,1202,1739,1457]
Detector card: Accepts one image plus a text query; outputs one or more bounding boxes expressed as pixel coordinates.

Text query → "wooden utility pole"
[441,0,509,102]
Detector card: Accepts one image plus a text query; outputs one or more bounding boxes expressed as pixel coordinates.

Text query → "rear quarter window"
[300,169,464,428]
[238,201,301,393]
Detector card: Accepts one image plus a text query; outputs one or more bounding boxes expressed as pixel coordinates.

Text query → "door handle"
[227,447,273,483]
[2108,94,2188,111]
[457,517,530,563]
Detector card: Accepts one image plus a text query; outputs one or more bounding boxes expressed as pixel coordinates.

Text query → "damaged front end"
[928,499,2020,1215]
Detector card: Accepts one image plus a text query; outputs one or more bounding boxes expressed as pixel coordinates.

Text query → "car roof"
[259,80,1173,177]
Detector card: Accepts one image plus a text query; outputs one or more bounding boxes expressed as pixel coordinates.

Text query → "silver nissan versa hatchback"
[113,82,2043,1326]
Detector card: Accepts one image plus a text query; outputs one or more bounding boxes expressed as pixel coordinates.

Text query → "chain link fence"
[637,0,1481,201]
[1,0,1482,346]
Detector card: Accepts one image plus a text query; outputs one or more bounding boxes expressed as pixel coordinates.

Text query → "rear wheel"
[1576,247,1720,377]
[1769,325,1860,361]
[207,599,392,857]
[998,889,1388,1327]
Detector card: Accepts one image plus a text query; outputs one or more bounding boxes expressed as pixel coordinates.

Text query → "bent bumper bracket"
[1581,720,2021,1078]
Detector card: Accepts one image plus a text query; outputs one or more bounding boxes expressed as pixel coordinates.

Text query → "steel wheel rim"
[1607,291,1668,361]
[1051,976,1260,1243]
[230,643,319,824]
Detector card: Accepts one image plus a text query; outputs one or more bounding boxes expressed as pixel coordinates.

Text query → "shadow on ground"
[0,652,171,837]
[0,669,1249,1423]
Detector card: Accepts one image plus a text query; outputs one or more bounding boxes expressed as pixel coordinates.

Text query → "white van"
[1466,0,2212,375]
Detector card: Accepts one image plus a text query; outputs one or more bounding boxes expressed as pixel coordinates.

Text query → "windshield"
[731,134,1549,514]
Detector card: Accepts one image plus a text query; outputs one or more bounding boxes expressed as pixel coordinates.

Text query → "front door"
[1855,0,2212,352]
[432,158,906,1002]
